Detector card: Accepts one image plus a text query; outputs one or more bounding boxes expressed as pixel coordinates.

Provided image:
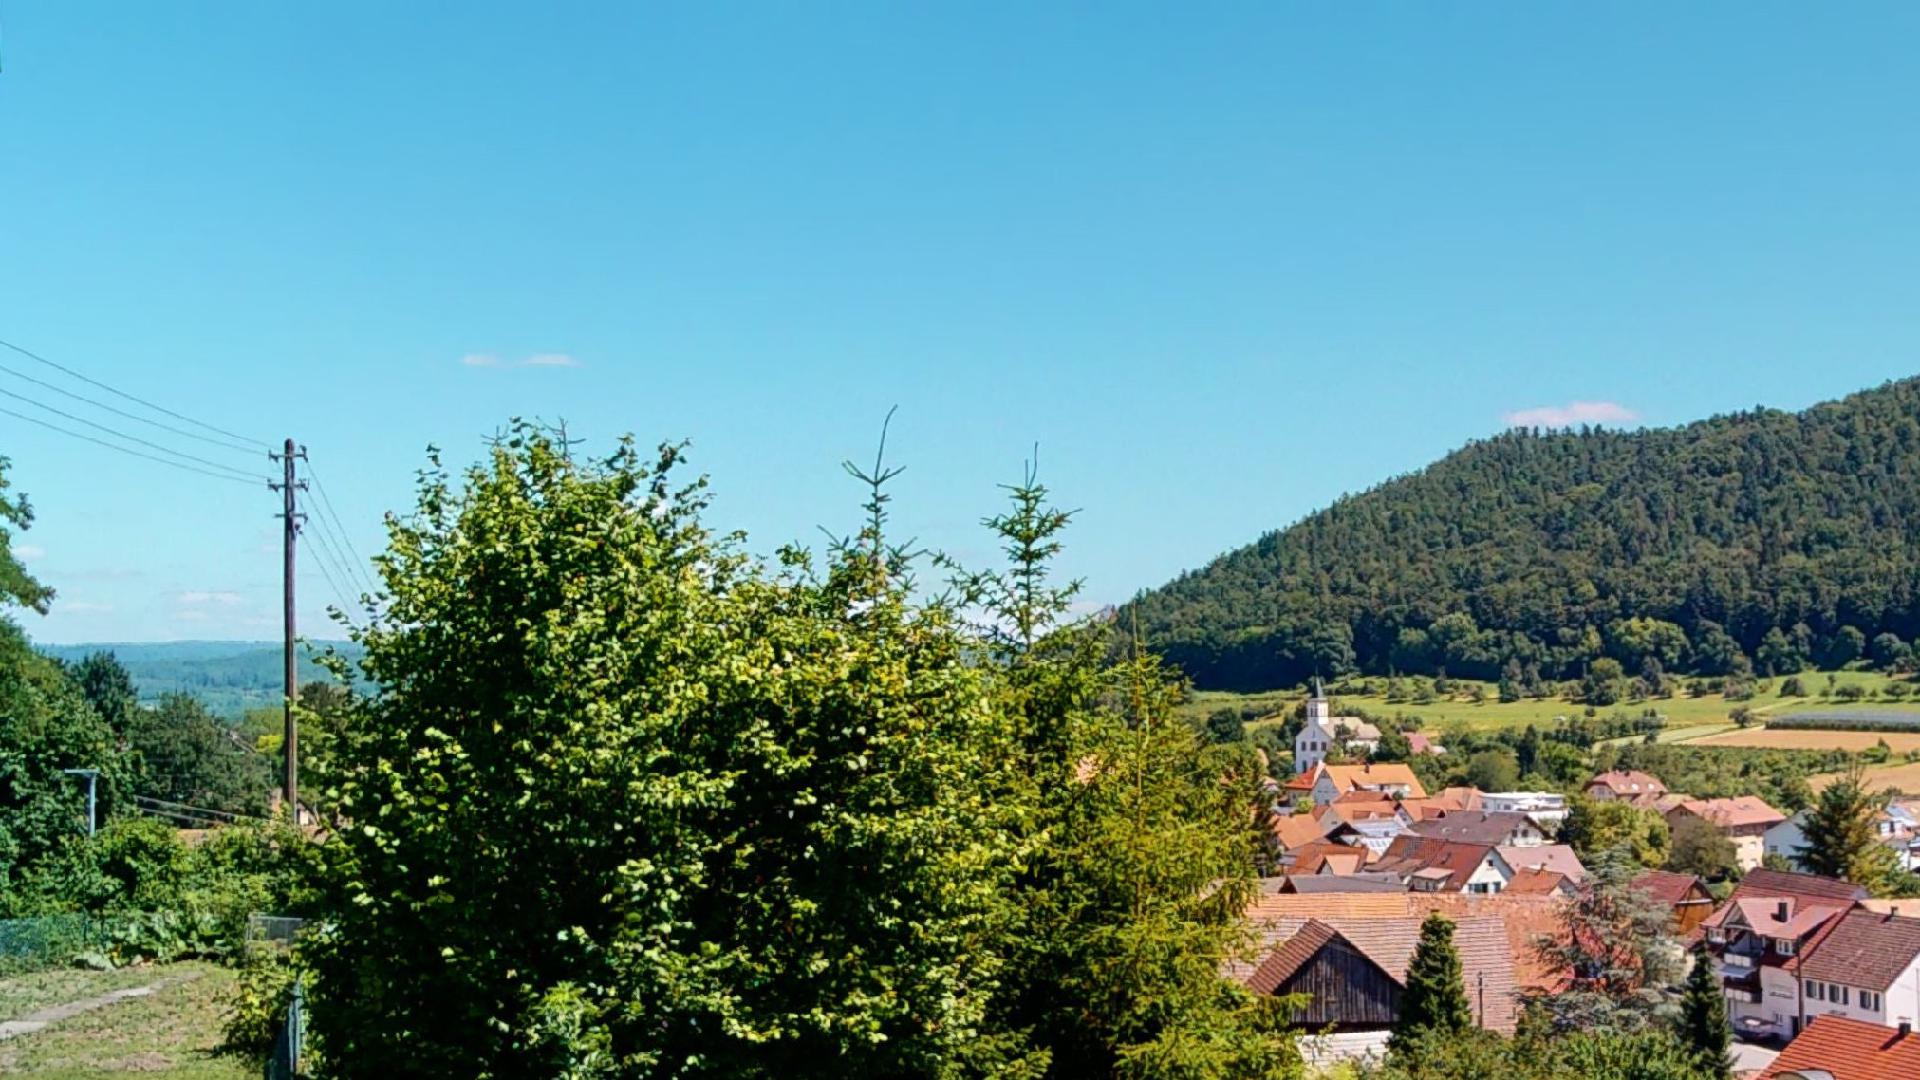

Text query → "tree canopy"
[1124,379,1920,689]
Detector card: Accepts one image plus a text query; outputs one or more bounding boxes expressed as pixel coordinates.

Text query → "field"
[1182,670,1914,736]
[0,962,246,1079]
[1682,728,1920,752]
[1812,760,1920,795]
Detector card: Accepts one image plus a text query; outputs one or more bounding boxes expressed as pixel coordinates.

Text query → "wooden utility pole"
[269,438,307,815]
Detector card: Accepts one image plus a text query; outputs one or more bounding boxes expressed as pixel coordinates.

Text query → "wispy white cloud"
[1503,400,1640,429]
[461,352,582,369]
[14,544,45,561]
[177,590,245,608]
[59,600,114,615]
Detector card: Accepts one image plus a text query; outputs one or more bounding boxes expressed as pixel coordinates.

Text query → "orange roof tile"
[1756,1016,1920,1079]
[1322,763,1428,799]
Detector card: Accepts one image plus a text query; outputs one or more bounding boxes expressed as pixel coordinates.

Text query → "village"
[1239,686,1920,1075]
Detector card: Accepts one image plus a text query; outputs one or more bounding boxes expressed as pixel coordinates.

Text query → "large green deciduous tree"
[0,459,130,912]
[308,429,1035,1076]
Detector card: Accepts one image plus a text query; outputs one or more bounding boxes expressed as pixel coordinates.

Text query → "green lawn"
[0,961,248,1080]
[1182,670,1915,736]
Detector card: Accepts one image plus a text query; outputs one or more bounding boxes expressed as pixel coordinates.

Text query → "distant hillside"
[36,640,364,717]
[1125,378,1920,691]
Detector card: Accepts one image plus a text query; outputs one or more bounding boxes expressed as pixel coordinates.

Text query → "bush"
[222,943,304,1062]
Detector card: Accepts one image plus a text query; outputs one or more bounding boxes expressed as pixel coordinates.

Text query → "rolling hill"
[1125,378,1920,691]
[35,639,363,717]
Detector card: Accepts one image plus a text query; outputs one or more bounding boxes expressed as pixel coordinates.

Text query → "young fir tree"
[1387,912,1473,1060]
[1677,943,1732,1079]
[965,462,1300,1079]
[1796,764,1906,894]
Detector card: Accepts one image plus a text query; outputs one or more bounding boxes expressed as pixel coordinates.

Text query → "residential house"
[1768,803,1920,873]
[1404,732,1446,756]
[1702,869,1867,1041]
[1631,870,1716,935]
[1291,839,1374,877]
[1280,762,1323,805]
[1313,763,1428,804]
[1756,1015,1920,1080]
[1373,836,1515,895]
[1240,914,1517,1064]
[1498,844,1584,883]
[1584,770,1668,803]
[1798,909,1920,1031]
[1667,796,1787,872]
[1276,873,1408,895]
[1407,810,1547,848]
[1504,867,1575,898]
[1294,680,1380,773]
[1480,791,1570,829]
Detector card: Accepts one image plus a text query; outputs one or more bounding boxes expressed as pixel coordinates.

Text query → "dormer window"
[1776,939,1795,957]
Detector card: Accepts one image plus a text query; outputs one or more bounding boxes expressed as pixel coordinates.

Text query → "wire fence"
[0,914,105,975]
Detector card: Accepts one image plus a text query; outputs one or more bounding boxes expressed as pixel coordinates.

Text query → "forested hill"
[1126,377,1920,691]
[35,639,362,717]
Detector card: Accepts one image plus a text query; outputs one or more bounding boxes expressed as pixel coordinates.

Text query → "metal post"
[62,768,98,836]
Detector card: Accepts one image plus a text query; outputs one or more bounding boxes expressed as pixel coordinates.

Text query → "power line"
[0,404,265,487]
[0,385,272,483]
[0,358,260,455]
[302,533,354,613]
[0,337,271,451]
[304,461,380,594]
[303,510,360,609]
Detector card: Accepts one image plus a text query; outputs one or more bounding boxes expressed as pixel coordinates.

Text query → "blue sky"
[3,3,1920,642]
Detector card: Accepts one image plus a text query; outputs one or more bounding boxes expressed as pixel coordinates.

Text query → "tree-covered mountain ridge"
[1126,376,1920,691]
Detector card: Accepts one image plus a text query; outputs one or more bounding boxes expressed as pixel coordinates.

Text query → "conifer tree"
[1677,944,1732,1078]
[1797,764,1893,886]
[1388,912,1473,1059]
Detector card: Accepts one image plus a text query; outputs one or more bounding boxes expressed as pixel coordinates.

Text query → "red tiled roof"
[1498,844,1584,882]
[1669,795,1787,830]
[1799,910,1920,992]
[1271,813,1332,851]
[1322,763,1428,799]
[1374,836,1499,891]
[1586,770,1667,795]
[1756,1016,1920,1079]
[1504,868,1571,896]
[1719,868,1867,909]
[1632,870,1708,907]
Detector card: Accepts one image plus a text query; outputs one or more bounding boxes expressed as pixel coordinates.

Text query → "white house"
[1293,681,1379,773]
[1799,909,1920,1032]
[1768,805,1920,872]
[1481,791,1570,829]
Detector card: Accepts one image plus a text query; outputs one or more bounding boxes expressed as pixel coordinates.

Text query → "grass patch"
[1183,672,1914,735]
[0,967,169,1022]
[0,961,247,1080]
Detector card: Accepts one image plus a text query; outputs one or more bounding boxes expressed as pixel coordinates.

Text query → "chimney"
[1776,900,1789,922]
[1901,1021,1912,1037]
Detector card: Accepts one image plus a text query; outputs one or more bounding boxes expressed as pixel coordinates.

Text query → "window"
[1777,939,1796,956]
[1836,985,1850,1006]
[1807,981,1824,1001]
[1863,990,1881,1012]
